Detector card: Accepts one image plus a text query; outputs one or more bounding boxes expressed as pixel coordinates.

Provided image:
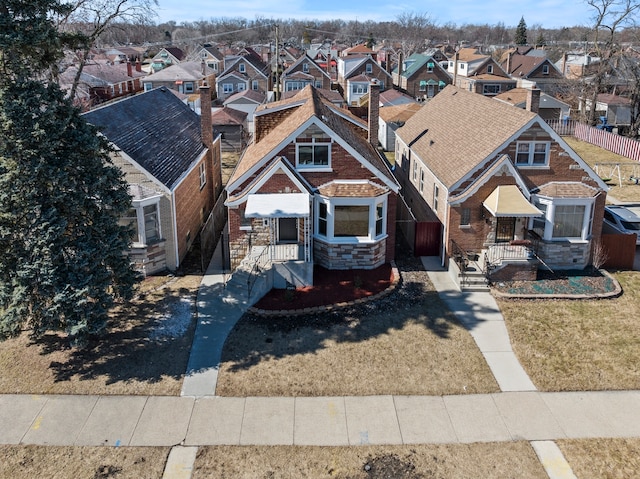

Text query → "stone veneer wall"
[538,240,591,269]
[314,238,386,270]
[128,242,167,276]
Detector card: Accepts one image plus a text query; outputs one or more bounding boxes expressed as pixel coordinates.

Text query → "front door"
[278,217,298,243]
[496,217,516,243]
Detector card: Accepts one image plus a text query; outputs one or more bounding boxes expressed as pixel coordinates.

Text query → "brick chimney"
[526,86,541,114]
[199,81,213,149]
[368,80,380,148]
[126,61,132,77]
[135,58,142,72]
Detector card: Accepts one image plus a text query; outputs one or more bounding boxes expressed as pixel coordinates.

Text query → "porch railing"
[247,246,271,300]
[450,238,470,287]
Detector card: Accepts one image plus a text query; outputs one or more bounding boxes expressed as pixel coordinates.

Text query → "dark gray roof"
[83,87,205,190]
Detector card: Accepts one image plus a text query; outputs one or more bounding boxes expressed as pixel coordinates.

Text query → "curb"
[491,269,622,300]
[247,262,402,317]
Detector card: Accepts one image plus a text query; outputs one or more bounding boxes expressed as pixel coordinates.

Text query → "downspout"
[441,197,449,268]
[171,189,180,270]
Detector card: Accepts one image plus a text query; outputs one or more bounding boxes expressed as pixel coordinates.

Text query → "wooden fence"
[601,233,637,270]
[548,119,640,162]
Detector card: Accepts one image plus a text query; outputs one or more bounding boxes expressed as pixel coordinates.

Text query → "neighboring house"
[581,93,633,129]
[341,43,376,57]
[494,87,571,122]
[281,54,332,92]
[378,102,422,151]
[142,61,216,97]
[556,52,601,79]
[224,84,399,288]
[395,86,608,284]
[223,89,265,134]
[190,44,225,74]
[216,53,271,101]
[392,53,451,99]
[447,47,516,96]
[379,88,416,107]
[150,47,186,71]
[83,85,223,275]
[59,60,146,109]
[212,106,248,151]
[502,52,565,94]
[337,55,392,105]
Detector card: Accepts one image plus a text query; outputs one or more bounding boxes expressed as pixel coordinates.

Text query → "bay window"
[530,196,593,241]
[120,197,162,247]
[315,197,388,241]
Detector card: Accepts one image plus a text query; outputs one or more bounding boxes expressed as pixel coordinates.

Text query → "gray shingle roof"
[83,87,205,190]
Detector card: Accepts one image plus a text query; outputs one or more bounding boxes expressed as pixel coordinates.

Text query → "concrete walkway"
[421,256,537,392]
[2,391,639,447]
[181,243,248,397]
[2,253,640,478]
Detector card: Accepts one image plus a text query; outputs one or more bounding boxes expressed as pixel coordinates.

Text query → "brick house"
[337,55,392,105]
[395,86,608,284]
[225,84,399,287]
[83,85,222,275]
[216,53,271,101]
[447,47,516,96]
[501,51,565,94]
[281,54,332,93]
[392,53,452,100]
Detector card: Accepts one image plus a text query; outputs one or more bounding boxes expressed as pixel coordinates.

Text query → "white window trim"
[295,140,332,171]
[199,162,207,189]
[239,63,246,73]
[222,83,233,93]
[515,141,551,167]
[314,196,388,243]
[530,196,594,242]
[365,63,373,73]
[130,196,162,248]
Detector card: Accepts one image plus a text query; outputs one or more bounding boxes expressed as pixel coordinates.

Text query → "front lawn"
[216,256,499,397]
[498,271,640,391]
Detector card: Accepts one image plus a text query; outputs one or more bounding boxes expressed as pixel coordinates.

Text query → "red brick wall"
[174,151,215,267]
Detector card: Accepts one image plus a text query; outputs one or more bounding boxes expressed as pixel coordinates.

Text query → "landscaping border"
[247,262,402,317]
[491,269,623,300]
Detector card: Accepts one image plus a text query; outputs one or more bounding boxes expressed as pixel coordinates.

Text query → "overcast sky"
[155,0,594,30]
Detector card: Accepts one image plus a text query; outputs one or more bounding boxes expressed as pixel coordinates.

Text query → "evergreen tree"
[0,0,139,345]
[535,32,546,48]
[365,32,376,49]
[514,17,528,45]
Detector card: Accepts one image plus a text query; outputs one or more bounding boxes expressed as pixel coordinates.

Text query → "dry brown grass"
[558,438,640,479]
[216,258,499,397]
[0,274,201,396]
[221,151,240,185]
[0,445,169,479]
[564,137,640,203]
[192,443,548,479]
[498,271,640,391]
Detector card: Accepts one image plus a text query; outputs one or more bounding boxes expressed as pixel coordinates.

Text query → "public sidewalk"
[421,256,537,392]
[2,391,639,447]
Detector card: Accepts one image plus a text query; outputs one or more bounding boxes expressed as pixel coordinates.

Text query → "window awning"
[245,193,310,218]
[438,80,446,87]
[483,185,542,217]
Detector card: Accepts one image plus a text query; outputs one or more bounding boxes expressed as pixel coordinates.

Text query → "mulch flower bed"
[491,268,620,298]
[252,264,395,311]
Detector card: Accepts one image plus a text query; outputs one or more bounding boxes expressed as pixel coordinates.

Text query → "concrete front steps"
[448,257,490,292]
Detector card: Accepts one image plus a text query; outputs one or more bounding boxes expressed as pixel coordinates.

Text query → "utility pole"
[274,24,280,101]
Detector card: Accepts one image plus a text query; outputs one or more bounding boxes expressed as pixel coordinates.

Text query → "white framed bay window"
[530,196,594,241]
[315,196,388,242]
[120,196,162,247]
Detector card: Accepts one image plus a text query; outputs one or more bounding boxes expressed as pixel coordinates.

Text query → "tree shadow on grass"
[221,255,462,373]
[39,282,198,390]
